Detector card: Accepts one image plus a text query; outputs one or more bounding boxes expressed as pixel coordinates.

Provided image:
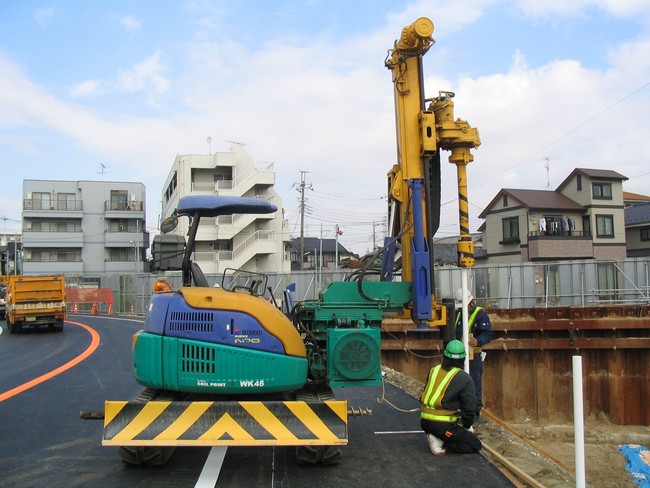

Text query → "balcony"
[105,200,143,211]
[527,231,594,260]
[24,199,83,211]
[23,199,83,218]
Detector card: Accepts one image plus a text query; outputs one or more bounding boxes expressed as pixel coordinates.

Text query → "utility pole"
[372,221,383,250]
[297,171,312,270]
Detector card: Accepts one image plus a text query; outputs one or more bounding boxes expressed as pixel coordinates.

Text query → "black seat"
[190,262,209,287]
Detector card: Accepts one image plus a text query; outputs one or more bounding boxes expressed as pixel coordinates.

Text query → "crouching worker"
[420,340,482,455]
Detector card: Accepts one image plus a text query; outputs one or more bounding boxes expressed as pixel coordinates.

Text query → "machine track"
[118,388,180,466]
[295,384,343,465]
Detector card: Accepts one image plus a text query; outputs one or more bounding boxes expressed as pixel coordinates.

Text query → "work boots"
[427,434,446,456]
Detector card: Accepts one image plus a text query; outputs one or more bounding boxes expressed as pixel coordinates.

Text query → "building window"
[595,215,614,237]
[108,219,137,232]
[640,227,650,242]
[500,216,520,244]
[577,175,582,191]
[503,195,508,207]
[56,193,76,210]
[33,192,52,210]
[28,249,81,262]
[110,190,128,211]
[582,215,591,236]
[592,182,612,199]
[213,240,232,251]
[107,248,132,262]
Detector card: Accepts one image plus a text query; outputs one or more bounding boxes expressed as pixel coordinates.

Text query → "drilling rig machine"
[102,16,480,467]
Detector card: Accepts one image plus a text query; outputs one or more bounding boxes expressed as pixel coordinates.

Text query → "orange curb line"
[0,320,101,403]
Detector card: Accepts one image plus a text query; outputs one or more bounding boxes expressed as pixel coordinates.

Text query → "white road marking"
[375,430,424,435]
[195,446,227,488]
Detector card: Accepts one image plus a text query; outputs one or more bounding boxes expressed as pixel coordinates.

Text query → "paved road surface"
[0,315,513,488]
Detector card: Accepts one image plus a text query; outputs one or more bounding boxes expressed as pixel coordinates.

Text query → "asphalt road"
[0,315,514,488]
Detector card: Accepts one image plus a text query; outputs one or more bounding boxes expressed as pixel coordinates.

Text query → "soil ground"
[382,367,650,487]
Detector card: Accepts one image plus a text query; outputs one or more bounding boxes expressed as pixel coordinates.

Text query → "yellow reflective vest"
[420,364,460,422]
[455,306,483,328]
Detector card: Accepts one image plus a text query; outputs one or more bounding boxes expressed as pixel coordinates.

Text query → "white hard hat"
[454,288,473,307]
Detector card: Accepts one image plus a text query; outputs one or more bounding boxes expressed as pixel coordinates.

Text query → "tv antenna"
[226,140,250,147]
[98,163,111,175]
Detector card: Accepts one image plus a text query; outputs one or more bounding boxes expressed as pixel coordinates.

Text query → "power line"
[478,80,650,189]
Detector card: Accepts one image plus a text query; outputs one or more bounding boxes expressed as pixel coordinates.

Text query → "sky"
[1,0,650,256]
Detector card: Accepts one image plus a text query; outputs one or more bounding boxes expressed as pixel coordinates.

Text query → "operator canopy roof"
[177,195,277,218]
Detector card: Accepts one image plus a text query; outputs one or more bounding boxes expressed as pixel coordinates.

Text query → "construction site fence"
[60,256,650,315]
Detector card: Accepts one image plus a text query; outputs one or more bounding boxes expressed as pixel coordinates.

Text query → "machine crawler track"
[117,389,180,465]
[295,384,343,465]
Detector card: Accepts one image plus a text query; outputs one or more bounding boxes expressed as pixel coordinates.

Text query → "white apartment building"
[160,143,291,274]
[22,179,147,274]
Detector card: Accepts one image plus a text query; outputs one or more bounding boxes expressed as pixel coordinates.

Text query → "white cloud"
[120,15,142,32]
[69,79,101,98]
[514,0,650,18]
[33,7,54,26]
[116,51,170,104]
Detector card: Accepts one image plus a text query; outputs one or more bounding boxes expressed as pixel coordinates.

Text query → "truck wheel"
[54,319,64,332]
[9,322,21,334]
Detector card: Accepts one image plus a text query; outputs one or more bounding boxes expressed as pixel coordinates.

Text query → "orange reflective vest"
[420,364,460,422]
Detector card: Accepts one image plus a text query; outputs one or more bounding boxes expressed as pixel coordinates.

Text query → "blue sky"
[1,1,649,255]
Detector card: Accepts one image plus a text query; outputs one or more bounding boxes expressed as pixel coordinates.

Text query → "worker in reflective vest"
[420,340,482,455]
[454,289,493,422]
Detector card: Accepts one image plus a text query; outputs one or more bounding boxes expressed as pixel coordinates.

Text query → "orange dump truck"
[6,275,66,333]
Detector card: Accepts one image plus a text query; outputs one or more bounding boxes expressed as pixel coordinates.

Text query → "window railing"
[106,226,140,233]
[529,230,592,238]
[24,225,82,233]
[105,201,143,211]
[24,199,83,211]
[26,254,82,262]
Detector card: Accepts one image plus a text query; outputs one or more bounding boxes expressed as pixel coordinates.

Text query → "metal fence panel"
[61,257,650,314]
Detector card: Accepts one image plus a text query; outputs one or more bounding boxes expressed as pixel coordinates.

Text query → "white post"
[573,355,586,488]
[461,269,470,373]
[335,224,339,270]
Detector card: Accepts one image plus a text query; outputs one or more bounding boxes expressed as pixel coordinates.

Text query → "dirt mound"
[382,366,649,487]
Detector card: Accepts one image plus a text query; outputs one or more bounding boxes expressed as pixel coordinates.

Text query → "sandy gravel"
[382,366,649,487]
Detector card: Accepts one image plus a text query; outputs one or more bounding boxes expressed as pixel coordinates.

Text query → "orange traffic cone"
[91,303,98,315]
[72,303,78,314]
[108,304,113,316]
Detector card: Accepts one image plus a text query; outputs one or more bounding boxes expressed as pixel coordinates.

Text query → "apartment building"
[160,143,290,274]
[22,180,147,274]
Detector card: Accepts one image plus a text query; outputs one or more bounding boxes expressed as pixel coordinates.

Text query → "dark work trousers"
[420,419,482,454]
[469,356,484,416]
